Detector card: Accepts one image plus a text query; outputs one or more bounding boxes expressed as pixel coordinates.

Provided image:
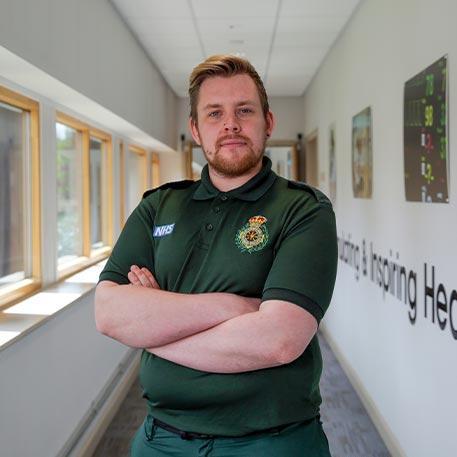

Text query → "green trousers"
[130,415,331,457]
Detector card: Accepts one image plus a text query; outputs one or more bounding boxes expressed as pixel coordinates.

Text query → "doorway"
[305,130,318,186]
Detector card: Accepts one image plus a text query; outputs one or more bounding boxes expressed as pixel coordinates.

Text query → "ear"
[188,117,201,145]
[265,110,275,138]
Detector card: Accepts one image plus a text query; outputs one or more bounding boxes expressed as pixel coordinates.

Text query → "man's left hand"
[128,265,160,289]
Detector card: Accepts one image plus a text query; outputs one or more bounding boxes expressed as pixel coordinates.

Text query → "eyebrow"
[202,103,222,111]
[202,100,256,111]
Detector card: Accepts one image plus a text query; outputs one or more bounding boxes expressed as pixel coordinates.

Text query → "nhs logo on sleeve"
[153,223,175,237]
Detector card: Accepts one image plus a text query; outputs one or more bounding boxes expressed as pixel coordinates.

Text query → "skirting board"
[320,325,407,457]
[60,349,141,457]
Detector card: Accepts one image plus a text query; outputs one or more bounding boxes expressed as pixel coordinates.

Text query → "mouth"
[220,140,246,147]
[217,136,249,148]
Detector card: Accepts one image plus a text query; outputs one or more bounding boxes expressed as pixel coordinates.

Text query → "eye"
[238,107,254,116]
[208,110,221,118]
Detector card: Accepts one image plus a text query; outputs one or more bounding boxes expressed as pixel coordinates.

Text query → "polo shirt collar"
[193,156,276,201]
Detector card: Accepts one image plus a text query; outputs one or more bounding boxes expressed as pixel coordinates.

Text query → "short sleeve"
[262,204,337,323]
[98,199,156,285]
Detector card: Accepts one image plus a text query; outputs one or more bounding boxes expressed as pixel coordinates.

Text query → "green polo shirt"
[99,157,337,436]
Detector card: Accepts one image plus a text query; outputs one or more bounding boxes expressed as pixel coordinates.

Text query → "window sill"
[57,247,112,281]
[0,260,107,352]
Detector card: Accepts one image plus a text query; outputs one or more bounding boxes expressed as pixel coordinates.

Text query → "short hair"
[188,54,270,122]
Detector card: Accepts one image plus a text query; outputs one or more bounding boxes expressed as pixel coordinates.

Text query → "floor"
[92,333,391,457]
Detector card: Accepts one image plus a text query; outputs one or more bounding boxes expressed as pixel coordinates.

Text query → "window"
[56,113,113,278]
[89,134,112,251]
[0,87,41,310]
[127,145,147,215]
[56,122,83,266]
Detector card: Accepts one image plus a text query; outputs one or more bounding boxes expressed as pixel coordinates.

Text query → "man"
[95,54,337,456]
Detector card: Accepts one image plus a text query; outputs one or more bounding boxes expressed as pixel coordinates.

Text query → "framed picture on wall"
[352,106,373,199]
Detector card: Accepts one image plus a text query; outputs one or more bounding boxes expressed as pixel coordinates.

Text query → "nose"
[223,114,241,133]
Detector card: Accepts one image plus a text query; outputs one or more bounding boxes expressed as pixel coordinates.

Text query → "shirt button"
[206,223,213,231]
[220,195,228,201]
[214,206,221,213]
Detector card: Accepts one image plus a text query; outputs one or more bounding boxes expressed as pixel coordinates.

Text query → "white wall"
[0,0,177,148]
[269,96,305,140]
[0,291,132,457]
[303,1,457,456]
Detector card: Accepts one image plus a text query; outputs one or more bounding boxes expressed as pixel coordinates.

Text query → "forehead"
[198,74,261,108]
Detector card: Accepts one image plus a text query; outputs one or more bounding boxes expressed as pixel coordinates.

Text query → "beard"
[201,134,266,177]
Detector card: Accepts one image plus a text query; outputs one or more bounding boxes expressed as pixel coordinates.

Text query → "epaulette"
[142,180,195,199]
[287,180,332,207]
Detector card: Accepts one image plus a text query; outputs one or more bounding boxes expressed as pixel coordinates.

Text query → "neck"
[208,160,263,192]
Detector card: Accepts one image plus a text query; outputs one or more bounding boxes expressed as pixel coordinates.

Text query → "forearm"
[95,281,258,348]
[147,301,314,373]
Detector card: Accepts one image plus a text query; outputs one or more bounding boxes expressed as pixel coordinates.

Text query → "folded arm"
[95,267,260,348]
[147,299,318,373]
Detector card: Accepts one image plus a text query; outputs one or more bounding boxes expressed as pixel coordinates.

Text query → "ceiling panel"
[277,15,348,33]
[269,46,328,68]
[109,0,361,97]
[126,19,197,35]
[197,17,277,36]
[274,30,339,47]
[191,0,280,18]
[137,32,201,48]
[112,0,193,19]
[280,0,360,17]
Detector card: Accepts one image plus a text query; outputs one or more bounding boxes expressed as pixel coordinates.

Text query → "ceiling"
[111,0,361,97]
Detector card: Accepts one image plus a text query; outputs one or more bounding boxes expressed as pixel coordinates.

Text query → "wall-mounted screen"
[404,55,448,203]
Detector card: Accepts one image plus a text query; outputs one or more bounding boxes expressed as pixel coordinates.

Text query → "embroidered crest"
[235,215,269,253]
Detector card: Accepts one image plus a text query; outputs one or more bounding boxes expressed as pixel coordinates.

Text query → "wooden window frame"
[56,112,113,280]
[128,145,148,210]
[119,141,126,227]
[0,86,41,311]
[151,152,160,189]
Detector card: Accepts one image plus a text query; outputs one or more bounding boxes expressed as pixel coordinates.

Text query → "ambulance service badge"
[235,215,269,253]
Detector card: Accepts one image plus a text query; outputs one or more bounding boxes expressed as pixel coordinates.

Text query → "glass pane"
[90,138,103,249]
[56,122,83,265]
[0,102,26,288]
[128,152,143,214]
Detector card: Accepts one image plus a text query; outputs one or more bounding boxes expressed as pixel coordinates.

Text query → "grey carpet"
[92,333,391,456]
[318,335,391,457]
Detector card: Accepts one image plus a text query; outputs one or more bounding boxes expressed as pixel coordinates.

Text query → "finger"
[128,271,141,286]
[141,268,160,289]
[129,265,149,287]
[131,265,153,288]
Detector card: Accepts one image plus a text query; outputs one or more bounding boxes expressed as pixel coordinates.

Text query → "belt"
[153,418,217,440]
[152,417,314,441]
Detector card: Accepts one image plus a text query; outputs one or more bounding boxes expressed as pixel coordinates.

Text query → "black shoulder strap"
[287,180,332,207]
[142,180,195,199]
